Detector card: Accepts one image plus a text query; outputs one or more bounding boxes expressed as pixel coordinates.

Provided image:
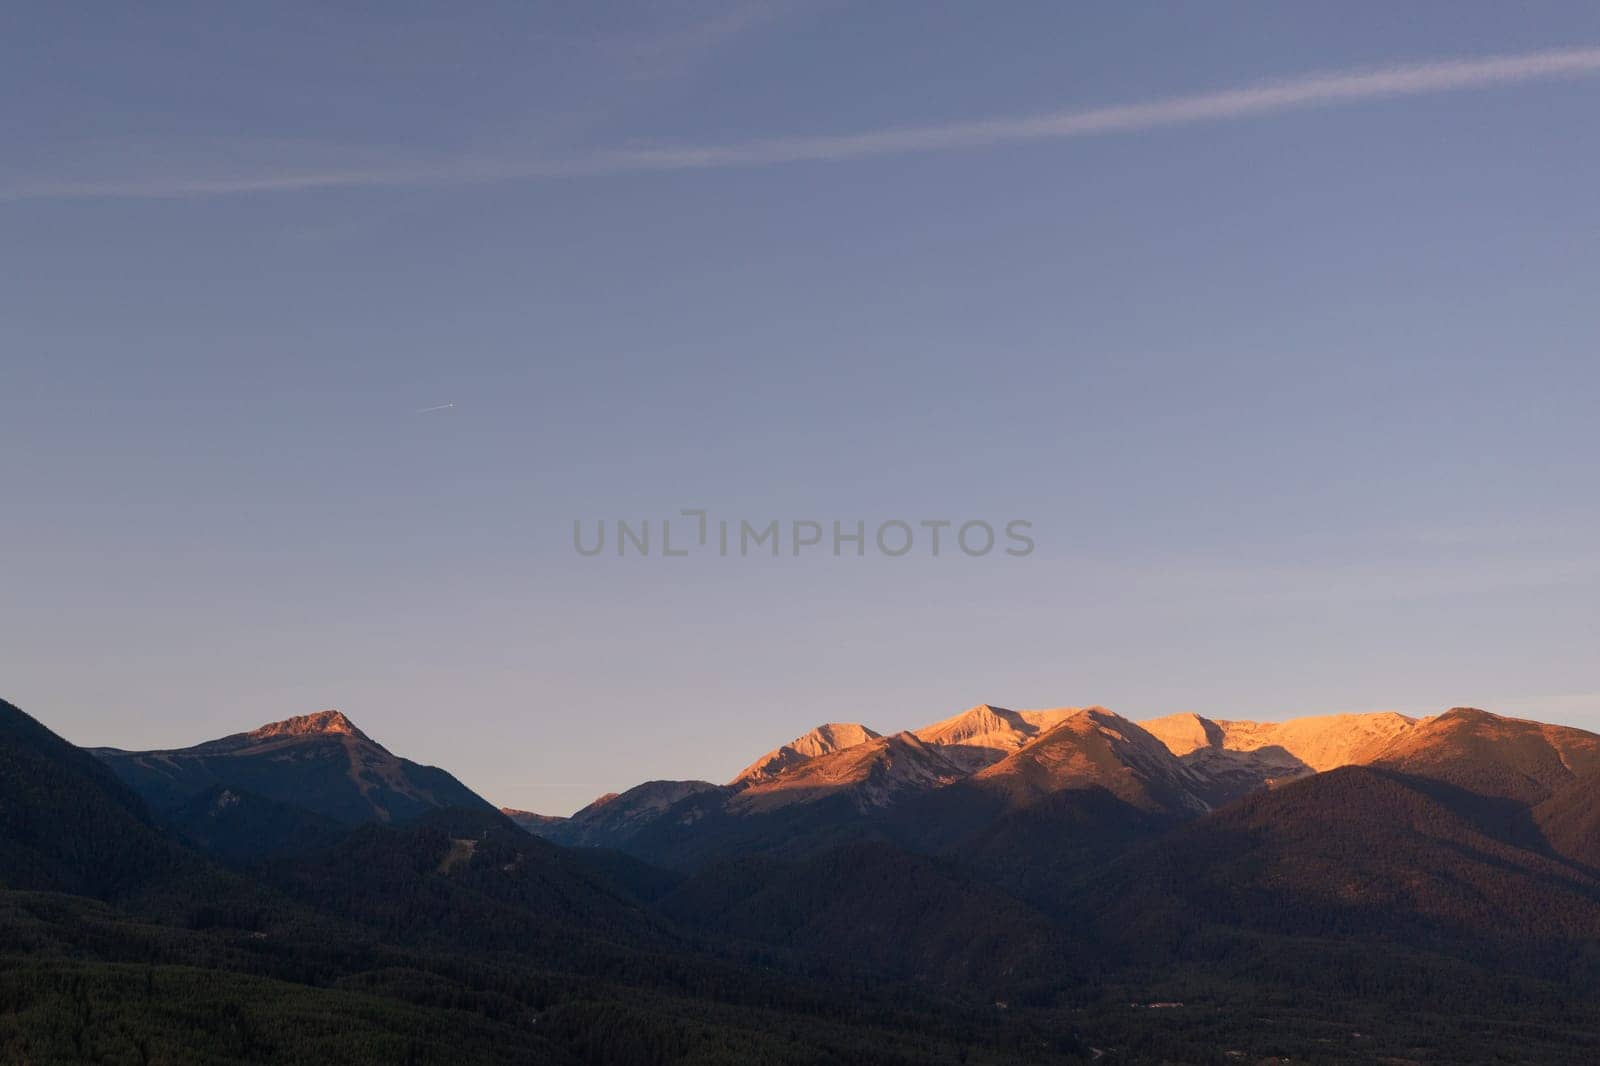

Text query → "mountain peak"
[247,709,368,741]
[1138,712,1226,757]
[732,730,965,812]
[970,708,1210,814]
[911,703,1083,772]
[97,709,491,825]
[732,722,882,784]
[1371,707,1600,805]
[1438,706,1495,722]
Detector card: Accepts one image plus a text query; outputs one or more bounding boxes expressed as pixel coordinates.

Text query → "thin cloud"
[603,1,793,82]
[6,45,1600,201]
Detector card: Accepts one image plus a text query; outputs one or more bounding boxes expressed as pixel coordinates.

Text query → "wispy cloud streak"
[7,45,1600,201]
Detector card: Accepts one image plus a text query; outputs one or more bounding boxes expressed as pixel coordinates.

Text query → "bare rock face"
[910,704,1082,772]
[246,710,368,741]
[732,732,967,813]
[732,723,883,784]
[1140,711,1421,804]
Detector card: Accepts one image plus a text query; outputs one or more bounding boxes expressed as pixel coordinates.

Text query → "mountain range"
[10,693,1600,1062]
[516,702,1540,866]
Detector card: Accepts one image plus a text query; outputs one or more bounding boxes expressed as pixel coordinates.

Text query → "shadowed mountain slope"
[500,807,567,834]
[969,708,1209,815]
[532,779,723,850]
[1085,764,1600,969]
[268,807,667,956]
[93,711,494,826]
[0,697,188,900]
[659,840,1071,990]
[166,785,348,866]
[618,711,1207,870]
[949,786,1181,910]
[610,734,977,870]
[876,710,1207,859]
[1534,768,1600,872]
[0,698,291,935]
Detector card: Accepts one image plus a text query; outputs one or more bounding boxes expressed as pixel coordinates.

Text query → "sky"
[4,2,1600,815]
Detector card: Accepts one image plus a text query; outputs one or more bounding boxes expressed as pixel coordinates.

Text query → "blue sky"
[5,3,1600,814]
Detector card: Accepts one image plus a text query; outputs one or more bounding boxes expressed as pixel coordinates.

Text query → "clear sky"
[5,3,1600,815]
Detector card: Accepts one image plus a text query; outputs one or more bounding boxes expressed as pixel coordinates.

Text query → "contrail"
[6,45,1600,201]
[562,44,1600,173]
[416,403,456,414]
